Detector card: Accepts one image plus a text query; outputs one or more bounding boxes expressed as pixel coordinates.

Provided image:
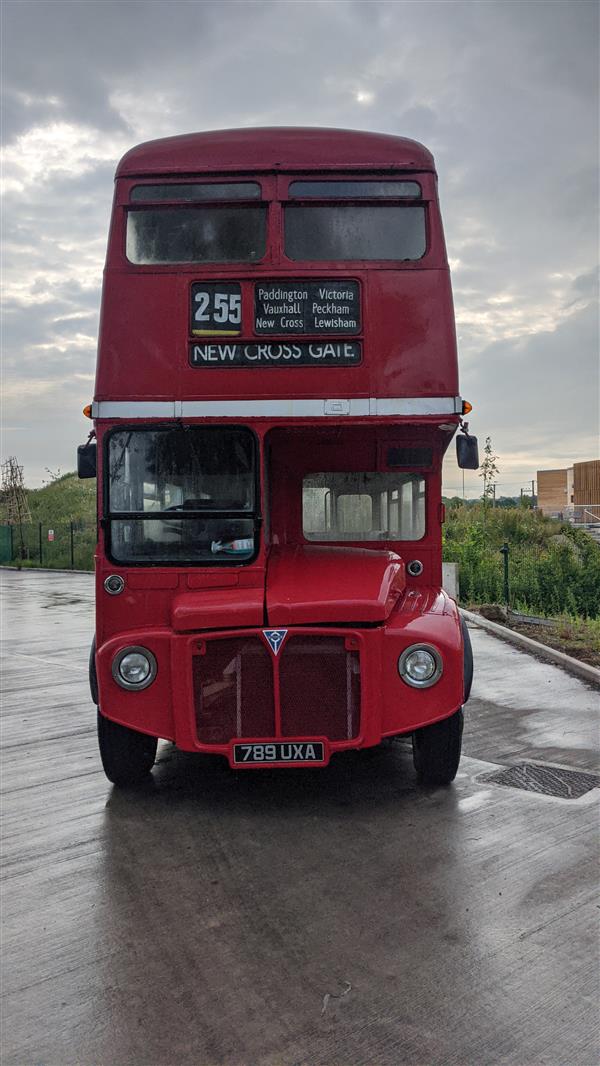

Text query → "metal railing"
[568,504,600,524]
[0,521,96,570]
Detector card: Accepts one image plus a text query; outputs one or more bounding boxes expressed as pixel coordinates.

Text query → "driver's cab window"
[107,426,257,564]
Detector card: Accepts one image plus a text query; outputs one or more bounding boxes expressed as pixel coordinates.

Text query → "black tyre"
[97,710,157,786]
[412,708,463,786]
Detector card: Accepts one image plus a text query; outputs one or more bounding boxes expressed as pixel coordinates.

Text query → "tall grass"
[443,504,600,618]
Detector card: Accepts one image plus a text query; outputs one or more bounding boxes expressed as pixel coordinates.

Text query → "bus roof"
[116,127,435,178]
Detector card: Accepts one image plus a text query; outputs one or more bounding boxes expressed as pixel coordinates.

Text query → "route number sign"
[191,282,242,335]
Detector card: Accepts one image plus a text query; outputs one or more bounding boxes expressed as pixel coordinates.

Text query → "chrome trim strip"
[91,401,175,418]
[92,397,462,419]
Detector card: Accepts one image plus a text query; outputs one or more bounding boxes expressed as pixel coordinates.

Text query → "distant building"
[537,460,600,521]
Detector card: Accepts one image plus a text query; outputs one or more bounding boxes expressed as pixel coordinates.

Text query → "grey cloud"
[569,267,600,303]
[3,0,227,137]
[463,299,598,446]
[2,379,94,482]
[1,0,597,486]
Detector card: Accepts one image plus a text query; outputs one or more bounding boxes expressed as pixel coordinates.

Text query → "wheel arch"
[89,635,98,705]
[461,615,474,703]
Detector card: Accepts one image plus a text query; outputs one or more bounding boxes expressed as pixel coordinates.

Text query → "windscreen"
[303,472,426,541]
[284,205,426,261]
[126,205,267,264]
[107,426,257,564]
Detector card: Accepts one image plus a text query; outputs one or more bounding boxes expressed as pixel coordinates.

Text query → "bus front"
[82,127,474,787]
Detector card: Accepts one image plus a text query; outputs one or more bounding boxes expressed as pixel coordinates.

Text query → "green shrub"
[443,506,600,619]
[2,473,96,571]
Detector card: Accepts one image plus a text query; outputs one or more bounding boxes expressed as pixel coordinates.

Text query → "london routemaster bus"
[79,127,478,788]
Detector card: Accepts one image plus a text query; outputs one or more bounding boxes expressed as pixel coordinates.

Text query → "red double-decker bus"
[79,127,478,787]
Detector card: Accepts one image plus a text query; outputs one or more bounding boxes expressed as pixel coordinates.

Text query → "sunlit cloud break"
[2,122,129,193]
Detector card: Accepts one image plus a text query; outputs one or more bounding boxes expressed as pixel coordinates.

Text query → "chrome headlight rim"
[398,643,443,689]
[112,646,157,691]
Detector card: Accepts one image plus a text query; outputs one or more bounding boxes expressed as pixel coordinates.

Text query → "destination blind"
[254,280,360,334]
[189,340,361,368]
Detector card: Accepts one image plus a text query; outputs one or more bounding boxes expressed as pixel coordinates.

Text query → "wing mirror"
[77,442,97,479]
[456,433,479,470]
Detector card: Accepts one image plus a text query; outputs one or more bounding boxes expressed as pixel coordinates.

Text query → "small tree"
[479,436,499,512]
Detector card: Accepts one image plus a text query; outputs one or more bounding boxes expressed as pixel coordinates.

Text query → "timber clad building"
[537,460,600,519]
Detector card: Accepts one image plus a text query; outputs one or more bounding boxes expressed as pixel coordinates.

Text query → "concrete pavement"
[1,569,598,1066]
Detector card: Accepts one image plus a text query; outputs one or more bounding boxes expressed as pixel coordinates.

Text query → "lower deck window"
[303,472,426,541]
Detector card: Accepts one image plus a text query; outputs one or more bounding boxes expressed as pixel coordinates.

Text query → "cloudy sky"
[2,0,598,494]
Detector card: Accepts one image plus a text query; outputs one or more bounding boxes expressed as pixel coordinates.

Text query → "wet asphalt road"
[1,569,599,1066]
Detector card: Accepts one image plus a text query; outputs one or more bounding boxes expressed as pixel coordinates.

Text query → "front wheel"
[412,708,463,786]
[97,711,158,786]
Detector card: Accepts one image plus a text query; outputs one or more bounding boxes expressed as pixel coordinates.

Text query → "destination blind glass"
[188,277,362,367]
[189,340,361,368]
[254,280,360,334]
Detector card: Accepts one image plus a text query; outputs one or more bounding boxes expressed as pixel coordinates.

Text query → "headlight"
[398,644,442,688]
[112,646,157,690]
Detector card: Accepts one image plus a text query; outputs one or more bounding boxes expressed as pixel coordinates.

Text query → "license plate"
[232,741,325,765]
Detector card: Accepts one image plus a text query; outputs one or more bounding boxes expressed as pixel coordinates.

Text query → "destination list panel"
[254,280,360,334]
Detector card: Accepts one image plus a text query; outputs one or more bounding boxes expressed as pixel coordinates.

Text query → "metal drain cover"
[479,763,600,800]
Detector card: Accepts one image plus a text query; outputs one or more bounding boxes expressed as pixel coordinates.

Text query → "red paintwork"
[116,127,435,176]
[94,593,464,758]
[92,127,467,765]
[96,127,457,405]
[96,267,457,403]
[171,587,264,632]
[266,545,405,625]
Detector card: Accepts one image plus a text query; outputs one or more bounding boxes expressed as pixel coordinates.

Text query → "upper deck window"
[284,204,426,261]
[131,182,261,202]
[126,205,267,264]
[289,180,421,198]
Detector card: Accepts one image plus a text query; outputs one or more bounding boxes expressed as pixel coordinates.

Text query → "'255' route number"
[191,282,242,334]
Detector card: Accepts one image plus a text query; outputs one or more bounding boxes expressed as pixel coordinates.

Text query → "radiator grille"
[193,633,361,745]
[193,638,275,744]
[279,637,360,740]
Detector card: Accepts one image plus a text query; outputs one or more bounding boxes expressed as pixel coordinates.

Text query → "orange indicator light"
[462,400,473,415]
[83,403,93,419]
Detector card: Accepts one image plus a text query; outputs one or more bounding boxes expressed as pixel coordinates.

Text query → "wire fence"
[0,521,96,570]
